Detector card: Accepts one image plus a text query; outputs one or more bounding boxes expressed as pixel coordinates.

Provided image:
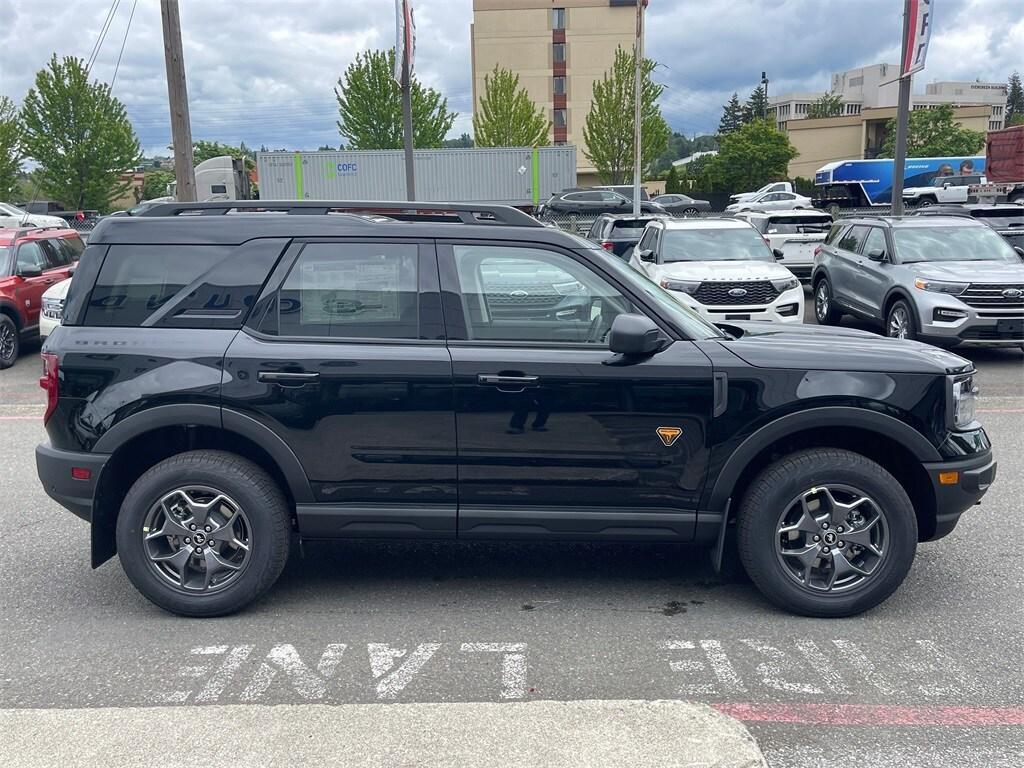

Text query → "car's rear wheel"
[0,314,19,369]
[813,278,841,324]
[917,196,936,207]
[737,448,917,617]
[886,299,918,341]
[116,450,291,617]
[682,207,699,216]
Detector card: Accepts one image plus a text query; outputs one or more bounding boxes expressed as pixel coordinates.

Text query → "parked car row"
[538,188,712,218]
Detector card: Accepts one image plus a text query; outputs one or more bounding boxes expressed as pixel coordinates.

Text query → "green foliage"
[142,169,175,200]
[707,119,797,192]
[0,96,23,200]
[473,66,549,147]
[583,46,670,184]
[442,133,474,148]
[743,85,769,123]
[191,140,255,170]
[651,131,717,172]
[718,93,744,136]
[1007,72,1024,126]
[792,176,816,196]
[880,103,986,158]
[664,165,680,194]
[20,55,140,212]
[807,92,844,120]
[335,49,457,149]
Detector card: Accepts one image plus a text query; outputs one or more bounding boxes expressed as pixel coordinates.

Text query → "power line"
[110,0,139,90]
[86,0,121,76]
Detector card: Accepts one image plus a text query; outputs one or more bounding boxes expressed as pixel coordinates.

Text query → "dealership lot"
[1,324,1021,766]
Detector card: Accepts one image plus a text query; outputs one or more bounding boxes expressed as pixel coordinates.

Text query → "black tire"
[737,448,917,617]
[116,450,291,617]
[917,196,936,207]
[683,207,699,216]
[886,299,918,341]
[813,278,841,325]
[0,314,19,369]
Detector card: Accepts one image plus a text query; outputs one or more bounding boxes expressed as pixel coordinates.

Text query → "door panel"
[222,240,456,537]
[831,225,870,314]
[856,227,891,315]
[439,241,714,541]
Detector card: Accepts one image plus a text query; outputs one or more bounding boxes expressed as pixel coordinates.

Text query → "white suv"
[733,209,834,283]
[628,218,804,324]
[903,173,986,206]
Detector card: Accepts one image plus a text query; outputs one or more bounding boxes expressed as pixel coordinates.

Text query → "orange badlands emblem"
[656,427,682,447]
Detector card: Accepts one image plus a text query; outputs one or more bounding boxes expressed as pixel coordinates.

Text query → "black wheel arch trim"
[91,403,314,504]
[704,406,943,514]
[0,298,23,328]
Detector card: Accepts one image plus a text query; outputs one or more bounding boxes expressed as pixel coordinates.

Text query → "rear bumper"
[35,442,108,522]
[921,450,997,541]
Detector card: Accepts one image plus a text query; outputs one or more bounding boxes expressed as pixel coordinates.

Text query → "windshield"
[765,215,832,235]
[597,252,724,340]
[971,210,1024,229]
[894,225,1023,263]
[0,203,26,217]
[661,227,773,263]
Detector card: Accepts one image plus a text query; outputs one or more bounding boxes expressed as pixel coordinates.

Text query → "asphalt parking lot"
[1,313,1022,766]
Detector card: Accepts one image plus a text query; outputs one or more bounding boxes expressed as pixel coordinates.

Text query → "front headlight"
[660,279,701,294]
[41,298,64,319]
[951,374,979,428]
[771,276,799,292]
[914,278,968,295]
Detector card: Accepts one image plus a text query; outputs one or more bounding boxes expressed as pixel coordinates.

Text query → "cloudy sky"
[0,0,1021,155]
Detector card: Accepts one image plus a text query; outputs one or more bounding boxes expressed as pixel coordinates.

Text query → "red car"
[0,227,83,368]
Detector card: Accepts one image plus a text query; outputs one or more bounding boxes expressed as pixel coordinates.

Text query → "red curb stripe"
[713,703,1024,726]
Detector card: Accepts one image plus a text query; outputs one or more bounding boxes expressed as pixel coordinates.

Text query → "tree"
[718,93,744,136]
[583,46,670,184]
[664,164,680,194]
[743,85,769,123]
[190,140,255,170]
[880,103,986,157]
[0,96,23,201]
[335,49,457,149]
[1007,72,1024,127]
[473,66,550,147]
[711,119,797,192]
[20,55,140,212]
[142,169,175,200]
[442,133,474,148]
[807,92,844,120]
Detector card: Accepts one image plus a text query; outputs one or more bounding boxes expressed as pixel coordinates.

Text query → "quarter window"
[275,243,419,339]
[451,244,634,344]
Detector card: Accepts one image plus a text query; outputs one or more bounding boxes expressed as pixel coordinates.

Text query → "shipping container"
[256,147,577,208]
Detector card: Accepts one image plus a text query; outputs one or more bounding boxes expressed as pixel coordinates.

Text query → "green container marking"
[294,153,304,199]
[532,148,541,206]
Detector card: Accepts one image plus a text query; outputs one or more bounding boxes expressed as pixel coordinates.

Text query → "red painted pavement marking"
[714,702,1024,726]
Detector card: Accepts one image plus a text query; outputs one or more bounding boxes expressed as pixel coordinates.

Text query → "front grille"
[960,283,1024,309]
[693,280,780,306]
[960,326,1024,341]
[486,285,561,308]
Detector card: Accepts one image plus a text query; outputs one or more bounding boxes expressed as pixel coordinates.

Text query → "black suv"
[538,188,667,218]
[586,213,669,258]
[36,201,996,618]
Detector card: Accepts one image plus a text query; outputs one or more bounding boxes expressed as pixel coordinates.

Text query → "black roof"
[88,210,599,249]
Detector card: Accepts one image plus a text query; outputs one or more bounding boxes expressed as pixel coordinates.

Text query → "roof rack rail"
[2,225,71,239]
[138,200,544,227]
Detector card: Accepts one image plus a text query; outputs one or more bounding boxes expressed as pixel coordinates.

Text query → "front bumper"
[670,287,805,324]
[921,450,997,541]
[917,297,1024,348]
[36,442,108,522]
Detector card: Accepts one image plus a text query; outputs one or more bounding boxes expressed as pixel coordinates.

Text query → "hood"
[718,322,972,374]
[905,260,1024,282]
[42,277,73,300]
[654,259,787,282]
[729,192,758,203]
[902,186,937,195]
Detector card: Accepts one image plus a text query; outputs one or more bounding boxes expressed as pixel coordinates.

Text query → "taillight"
[601,241,615,251]
[39,352,58,423]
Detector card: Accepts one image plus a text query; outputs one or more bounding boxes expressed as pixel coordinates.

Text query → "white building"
[671,150,718,168]
[770,64,1007,133]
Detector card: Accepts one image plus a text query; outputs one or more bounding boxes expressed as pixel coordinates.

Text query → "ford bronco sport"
[36,201,996,618]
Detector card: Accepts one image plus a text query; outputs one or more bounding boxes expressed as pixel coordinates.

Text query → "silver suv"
[813,216,1024,349]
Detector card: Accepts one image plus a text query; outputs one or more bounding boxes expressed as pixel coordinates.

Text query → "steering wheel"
[585,307,610,344]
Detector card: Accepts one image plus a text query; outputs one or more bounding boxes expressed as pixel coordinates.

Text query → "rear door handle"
[477,374,539,391]
[257,371,320,385]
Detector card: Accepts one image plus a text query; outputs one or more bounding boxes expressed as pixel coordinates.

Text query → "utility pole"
[891,0,913,216]
[631,0,646,216]
[399,0,416,201]
[761,71,770,120]
[160,0,196,202]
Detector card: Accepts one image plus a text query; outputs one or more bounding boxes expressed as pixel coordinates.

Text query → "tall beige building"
[471,0,638,186]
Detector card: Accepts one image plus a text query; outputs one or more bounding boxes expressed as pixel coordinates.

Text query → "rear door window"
[837,225,868,253]
[861,227,888,257]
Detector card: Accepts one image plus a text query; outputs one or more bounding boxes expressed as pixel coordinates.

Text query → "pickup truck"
[16,201,101,224]
[728,181,793,205]
[903,174,986,206]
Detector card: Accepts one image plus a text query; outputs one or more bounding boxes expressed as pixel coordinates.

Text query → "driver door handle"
[477,374,540,391]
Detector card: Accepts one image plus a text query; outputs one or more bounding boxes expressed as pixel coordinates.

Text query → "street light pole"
[761,71,769,120]
[891,0,913,216]
[631,0,646,217]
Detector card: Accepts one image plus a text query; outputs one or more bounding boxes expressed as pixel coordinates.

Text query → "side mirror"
[637,248,655,263]
[942,182,952,189]
[607,313,663,357]
[866,248,886,262]
[617,198,629,206]
[17,264,43,279]
[772,248,785,260]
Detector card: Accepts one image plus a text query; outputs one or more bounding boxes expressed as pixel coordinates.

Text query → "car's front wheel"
[116,450,291,617]
[0,314,19,369]
[737,448,917,617]
[886,299,918,341]
[682,207,699,216]
[813,278,841,324]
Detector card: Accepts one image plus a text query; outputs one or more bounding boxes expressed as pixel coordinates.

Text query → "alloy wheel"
[142,486,252,593]
[888,306,909,339]
[0,323,15,362]
[815,283,830,321]
[683,207,699,216]
[775,484,889,593]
